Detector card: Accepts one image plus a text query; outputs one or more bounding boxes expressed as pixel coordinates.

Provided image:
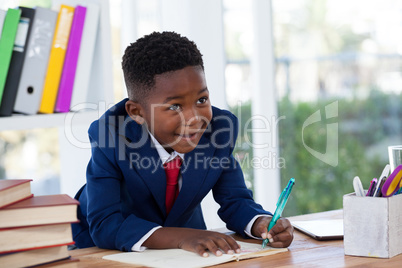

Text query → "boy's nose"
[183,108,201,126]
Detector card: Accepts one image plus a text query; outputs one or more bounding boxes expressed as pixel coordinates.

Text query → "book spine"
[0,194,33,209]
[70,3,100,111]
[0,179,32,191]
[0,241,75,254]
[55,5,87,113]
[0,9,21,105]
[38,5,74,114]
[0,223,74,253]
[0,7,35,117]
[14,7,58,115]
[0,220,80,231]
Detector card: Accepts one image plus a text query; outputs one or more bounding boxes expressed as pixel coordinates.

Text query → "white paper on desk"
[102,241,287,268]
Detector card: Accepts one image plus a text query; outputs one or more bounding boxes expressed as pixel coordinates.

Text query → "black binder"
[0,7,35,116]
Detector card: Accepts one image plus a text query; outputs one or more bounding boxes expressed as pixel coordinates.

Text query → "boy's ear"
[125,100,146,125]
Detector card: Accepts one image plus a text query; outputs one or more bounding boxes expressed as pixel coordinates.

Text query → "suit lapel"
[120,118,167,216]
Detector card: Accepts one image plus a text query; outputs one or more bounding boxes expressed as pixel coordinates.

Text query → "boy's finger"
[195,244,209,257]
[268,228,294,248]
[256,217,271,236]
[203,239,222,256]
[213,237,233,254]
[222,235,241,253]
[268,240,287,248]
[268,219,288,236]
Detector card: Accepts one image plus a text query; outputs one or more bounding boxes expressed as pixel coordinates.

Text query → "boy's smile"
[126,66,213,154]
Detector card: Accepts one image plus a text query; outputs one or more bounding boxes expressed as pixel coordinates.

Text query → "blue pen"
[262,178,295,249]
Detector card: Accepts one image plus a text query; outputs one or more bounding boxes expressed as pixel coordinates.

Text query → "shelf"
[0,110,100,131]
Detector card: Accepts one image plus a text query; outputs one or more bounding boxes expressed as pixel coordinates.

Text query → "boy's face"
[126,66,213,154]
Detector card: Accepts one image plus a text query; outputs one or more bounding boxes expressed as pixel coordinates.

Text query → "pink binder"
[55,5,86,113]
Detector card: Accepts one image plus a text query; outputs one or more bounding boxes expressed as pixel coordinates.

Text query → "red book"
[0,243,72,267]
[0,223,74,254]
[0,179,32,208]
[0,194,79,228]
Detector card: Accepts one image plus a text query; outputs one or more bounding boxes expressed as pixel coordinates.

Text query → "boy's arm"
[142,227,241,257]
[210,155,295,247]
[209,109,272,236]
[211,154,271,234]
[84,122,160,251]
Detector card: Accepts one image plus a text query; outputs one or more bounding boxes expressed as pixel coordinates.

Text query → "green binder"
[0,8,21,104]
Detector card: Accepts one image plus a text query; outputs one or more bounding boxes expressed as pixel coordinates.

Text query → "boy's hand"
[251,216,294,248]
[177,229,241,257]
[143,227,241,257]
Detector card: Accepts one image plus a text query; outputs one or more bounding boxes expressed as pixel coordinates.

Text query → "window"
[275,0,402,215]
[223,0,402,216]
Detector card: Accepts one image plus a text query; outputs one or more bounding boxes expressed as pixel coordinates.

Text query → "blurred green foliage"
[20,0,51,8]
[231,91,401,216]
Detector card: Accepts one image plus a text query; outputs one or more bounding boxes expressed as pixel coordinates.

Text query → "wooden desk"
[49,210,402,267]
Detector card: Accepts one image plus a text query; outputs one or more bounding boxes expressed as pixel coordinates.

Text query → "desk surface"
[46,210,402,268]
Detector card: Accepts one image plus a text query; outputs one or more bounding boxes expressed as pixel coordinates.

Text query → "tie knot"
[164,156,182,170]
[164,156,182,184]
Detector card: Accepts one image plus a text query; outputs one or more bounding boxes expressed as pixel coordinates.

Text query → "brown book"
[0,179,32,208]
[0,194,79,228]
[0,244,71,268]
[0,223,74,254]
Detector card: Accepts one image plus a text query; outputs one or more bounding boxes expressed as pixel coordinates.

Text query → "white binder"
[0,9,6,36]
[14,7,57,115]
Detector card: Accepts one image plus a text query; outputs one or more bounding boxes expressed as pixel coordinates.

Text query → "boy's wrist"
[131,226,162,251]
[143,227,189,249]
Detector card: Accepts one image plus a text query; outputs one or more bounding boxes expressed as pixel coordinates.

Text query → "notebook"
[103,241,288,268]
[291,219,343,240]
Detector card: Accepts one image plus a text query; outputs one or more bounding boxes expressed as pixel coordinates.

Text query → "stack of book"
[0,0,100,117]
[0,179,79,267]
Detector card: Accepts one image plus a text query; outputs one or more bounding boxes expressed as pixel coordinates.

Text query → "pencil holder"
[343,192,402,258]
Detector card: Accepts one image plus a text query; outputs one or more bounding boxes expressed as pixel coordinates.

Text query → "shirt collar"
[148,132,184,164]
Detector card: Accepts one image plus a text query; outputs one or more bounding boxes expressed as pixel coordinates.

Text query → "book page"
[236,241,288,260]
[102,241,287,268]
[103,248,234,268]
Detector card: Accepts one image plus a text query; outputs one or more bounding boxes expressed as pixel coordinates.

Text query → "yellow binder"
[39,5,74,114]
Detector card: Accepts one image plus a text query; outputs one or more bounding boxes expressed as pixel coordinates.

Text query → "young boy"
[72,31,293,257]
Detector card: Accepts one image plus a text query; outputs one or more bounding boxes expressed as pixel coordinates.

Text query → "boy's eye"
[197,97,208,104]
[169,104,181,111]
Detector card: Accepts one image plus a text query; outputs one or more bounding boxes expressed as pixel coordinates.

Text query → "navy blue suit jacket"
[72,99,270,251]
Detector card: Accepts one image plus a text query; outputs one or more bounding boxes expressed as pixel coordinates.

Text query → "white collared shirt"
[148,133,185,164]
[148,133,185,190]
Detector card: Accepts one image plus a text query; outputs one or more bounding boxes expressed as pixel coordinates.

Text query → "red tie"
[164,156,182,215]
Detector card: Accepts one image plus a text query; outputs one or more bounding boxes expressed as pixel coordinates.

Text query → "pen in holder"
[388,145,402,173]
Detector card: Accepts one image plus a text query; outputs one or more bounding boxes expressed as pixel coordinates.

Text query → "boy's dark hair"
[122,31,204,103]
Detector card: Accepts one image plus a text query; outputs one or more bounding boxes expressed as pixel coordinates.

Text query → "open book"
[103,241,288,268]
